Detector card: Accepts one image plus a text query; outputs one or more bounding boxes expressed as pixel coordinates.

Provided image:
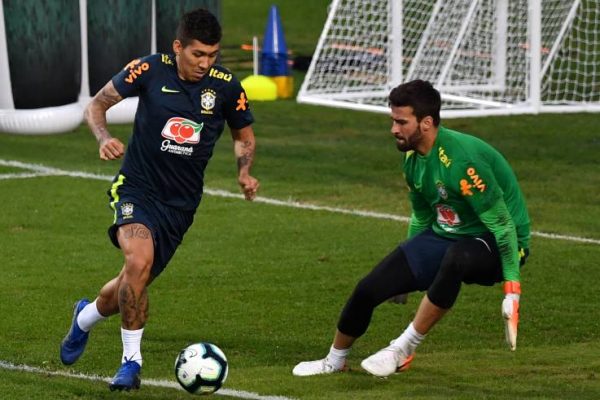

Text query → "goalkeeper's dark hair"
[177,8,222,47]
[389,80,441,126]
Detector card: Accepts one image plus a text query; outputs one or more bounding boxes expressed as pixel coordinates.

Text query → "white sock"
[389,322,425,356]
[326,345,349,369]
[121,327,144,366]
[76,300,107,332]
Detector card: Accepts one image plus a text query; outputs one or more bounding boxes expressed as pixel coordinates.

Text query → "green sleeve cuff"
[479,200,520,282]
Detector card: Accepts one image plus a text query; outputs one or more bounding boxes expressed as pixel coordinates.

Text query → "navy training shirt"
[111,53,254,211]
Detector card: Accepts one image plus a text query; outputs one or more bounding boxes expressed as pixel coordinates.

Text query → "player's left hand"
[502,281,521,351]
[238,175,259,201]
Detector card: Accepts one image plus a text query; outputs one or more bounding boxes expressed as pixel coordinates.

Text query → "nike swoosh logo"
[161,86,180,93]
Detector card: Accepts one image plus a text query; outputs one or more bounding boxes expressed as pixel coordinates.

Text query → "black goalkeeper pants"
[337,229,526,338]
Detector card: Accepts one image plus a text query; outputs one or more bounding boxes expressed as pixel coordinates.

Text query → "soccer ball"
[175,342,228,395]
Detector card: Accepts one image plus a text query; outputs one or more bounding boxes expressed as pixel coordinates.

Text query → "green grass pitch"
[1,98,599,399]
[1,1,600,398]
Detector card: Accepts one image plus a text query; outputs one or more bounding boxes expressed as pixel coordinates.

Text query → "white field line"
[0,172,57,180]
[0,360,296,400]
[1,159,599,246]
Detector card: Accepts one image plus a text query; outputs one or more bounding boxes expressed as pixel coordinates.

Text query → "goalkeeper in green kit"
[293,79,530,378]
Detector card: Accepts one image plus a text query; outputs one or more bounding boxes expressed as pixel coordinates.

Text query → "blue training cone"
[260,5,293,98]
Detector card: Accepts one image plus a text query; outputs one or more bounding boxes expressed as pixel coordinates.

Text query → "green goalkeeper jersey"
[404,126,530,282]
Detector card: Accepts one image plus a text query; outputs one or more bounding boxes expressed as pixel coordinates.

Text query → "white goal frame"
[297,0,600,118]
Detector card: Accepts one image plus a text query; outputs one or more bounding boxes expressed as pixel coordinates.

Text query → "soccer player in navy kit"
[59,9,259,391]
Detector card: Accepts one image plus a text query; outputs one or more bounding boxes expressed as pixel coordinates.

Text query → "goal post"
[297,0,600,118]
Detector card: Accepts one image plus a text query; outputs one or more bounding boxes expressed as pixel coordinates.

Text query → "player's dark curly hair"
[389,79,441,126]
[177,8,222,47]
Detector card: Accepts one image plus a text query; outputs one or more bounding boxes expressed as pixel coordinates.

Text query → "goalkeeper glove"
[502,281,521,351]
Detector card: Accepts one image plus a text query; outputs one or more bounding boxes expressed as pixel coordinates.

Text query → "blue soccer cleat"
[109,359,142,391]
[60,298,91,365]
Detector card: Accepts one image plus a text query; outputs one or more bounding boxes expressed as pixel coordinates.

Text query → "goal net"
[297,0,600,117]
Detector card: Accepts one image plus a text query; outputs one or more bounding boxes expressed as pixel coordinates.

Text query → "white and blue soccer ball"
[175,342,228,395]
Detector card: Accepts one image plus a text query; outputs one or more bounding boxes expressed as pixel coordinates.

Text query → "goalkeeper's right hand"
[502,281,521,351]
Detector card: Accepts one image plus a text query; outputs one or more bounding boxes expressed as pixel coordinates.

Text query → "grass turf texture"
[1,102,599,399]
[1,2,600,399]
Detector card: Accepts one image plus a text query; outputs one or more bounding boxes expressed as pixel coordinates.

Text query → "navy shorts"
[107,176,195,277]
[400,228,528,291]
[400,228,457,290]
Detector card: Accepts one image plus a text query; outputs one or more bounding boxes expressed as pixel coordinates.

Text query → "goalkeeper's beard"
[396,126,423,152]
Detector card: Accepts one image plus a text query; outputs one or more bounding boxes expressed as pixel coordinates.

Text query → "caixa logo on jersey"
[160,117,203,156]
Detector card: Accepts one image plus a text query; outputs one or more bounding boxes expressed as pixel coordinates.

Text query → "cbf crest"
[201,89,216,114]
[121,202,134,219]
[436,181,448,200]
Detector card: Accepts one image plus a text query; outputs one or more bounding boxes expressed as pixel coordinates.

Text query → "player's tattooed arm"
[237,140,254,170]
[84,81,125,160]
[231,125,260,201]
[84,81,122,144]
[232,125,256,175]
